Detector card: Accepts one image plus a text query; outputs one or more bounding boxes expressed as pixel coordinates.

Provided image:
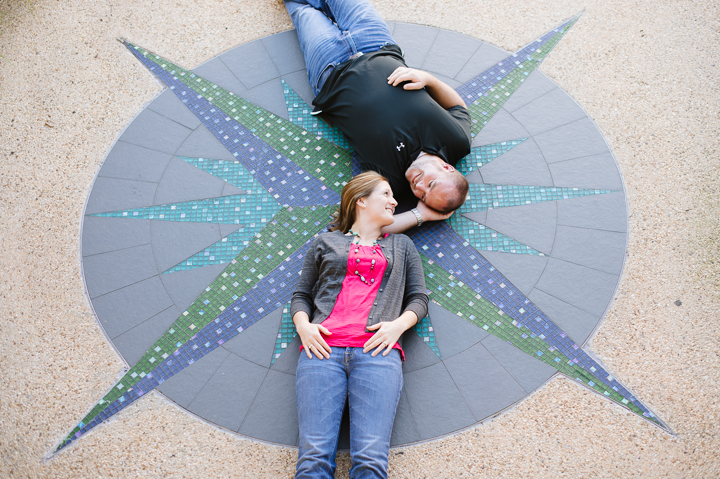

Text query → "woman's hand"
[294,312,332,360]
[363,311,419,357]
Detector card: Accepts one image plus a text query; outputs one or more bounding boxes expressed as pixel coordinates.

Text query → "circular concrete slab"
[79,23,629,448]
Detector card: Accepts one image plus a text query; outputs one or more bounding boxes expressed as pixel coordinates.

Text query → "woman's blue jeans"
[295,347,403,479]
[283,0,395,95]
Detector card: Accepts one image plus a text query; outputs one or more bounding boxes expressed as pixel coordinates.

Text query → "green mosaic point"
[65,205,336,437]
[421,253,551,348]
[468,17,579,137]
[413,314,441,358]
[459,184,615,213]
[456,139,526,175]
[447,214,543,255]
[271,303,298,366]
[282,80,352,151]
[419,252,658,423]
[127,42,353,194]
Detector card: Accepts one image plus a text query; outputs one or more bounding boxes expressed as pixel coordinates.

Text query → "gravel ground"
[1,0,718,477]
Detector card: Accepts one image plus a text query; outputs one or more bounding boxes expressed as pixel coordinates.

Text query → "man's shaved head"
[405,153,468,213]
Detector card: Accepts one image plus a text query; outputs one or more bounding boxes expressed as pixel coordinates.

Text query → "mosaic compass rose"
[54,14,669,455]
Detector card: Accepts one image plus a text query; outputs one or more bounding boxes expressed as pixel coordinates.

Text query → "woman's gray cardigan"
[290,231,428,329]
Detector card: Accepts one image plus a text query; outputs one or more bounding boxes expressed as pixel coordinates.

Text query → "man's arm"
[381,201,453,234]
[388,67,466,109]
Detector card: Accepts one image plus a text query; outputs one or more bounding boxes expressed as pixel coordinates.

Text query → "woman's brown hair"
[330,171,389,233]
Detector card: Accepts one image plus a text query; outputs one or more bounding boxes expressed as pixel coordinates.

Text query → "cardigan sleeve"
[400,236,429,321]
[290,236,321,319]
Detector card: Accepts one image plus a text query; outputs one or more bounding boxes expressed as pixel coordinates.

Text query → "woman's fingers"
[317,337,332,358]
[363,330,383,352]
[299,323,332,359]
[307,342,330,360]
[365,335,395,356]
[310,335,331,359]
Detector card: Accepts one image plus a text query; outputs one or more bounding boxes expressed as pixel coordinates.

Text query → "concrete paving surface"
[1,0,718,477]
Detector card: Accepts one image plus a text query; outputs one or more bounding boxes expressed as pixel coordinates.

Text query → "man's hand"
[388,67,435,90]
[387,66,466,109]
[415,200,454,222]
[380,201,454,234]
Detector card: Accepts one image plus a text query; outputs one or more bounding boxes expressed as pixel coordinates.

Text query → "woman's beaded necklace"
[348,229,379,285]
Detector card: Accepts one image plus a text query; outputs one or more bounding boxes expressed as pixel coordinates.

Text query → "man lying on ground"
[284,0,472,232]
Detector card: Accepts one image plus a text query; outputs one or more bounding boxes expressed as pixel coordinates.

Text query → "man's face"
[405,154,457,211]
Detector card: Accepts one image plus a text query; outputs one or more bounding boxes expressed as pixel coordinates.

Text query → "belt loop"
[341,30,358,58]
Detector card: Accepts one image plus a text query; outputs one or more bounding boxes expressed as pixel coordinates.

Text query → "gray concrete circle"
[80,23,628,447]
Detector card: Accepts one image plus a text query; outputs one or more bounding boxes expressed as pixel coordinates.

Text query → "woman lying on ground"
[291,171,429,479]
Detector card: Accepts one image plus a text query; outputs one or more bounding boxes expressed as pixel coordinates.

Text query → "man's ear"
[441,162,455,172]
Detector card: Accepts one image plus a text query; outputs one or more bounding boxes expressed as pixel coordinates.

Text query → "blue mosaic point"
[122,41,344,205]
[410,221,669,431]
[455,13,582,136]
[57,205,336,452]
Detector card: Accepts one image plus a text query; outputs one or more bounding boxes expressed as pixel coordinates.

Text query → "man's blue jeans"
[284,0,395,95]
[295,347,403,479]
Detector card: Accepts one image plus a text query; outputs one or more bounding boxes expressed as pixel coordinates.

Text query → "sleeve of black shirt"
[447,105,472,141]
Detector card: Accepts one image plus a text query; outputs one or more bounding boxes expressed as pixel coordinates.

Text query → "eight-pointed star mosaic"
[55,14,669,455]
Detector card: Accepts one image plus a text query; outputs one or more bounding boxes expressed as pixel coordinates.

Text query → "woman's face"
[357,181,397,226]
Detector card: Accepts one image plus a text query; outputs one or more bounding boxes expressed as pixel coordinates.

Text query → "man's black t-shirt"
[312,44,472,202]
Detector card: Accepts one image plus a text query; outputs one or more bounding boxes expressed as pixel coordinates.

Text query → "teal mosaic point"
[413,314,441,359]
[448,214,544,255]
[178,156,268,193]
[165,227,267,273]
[456,139,526,175]
[272,303,298,366]
[93,194,281,225]
[282,80,352,151]
[459,184,615,213]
